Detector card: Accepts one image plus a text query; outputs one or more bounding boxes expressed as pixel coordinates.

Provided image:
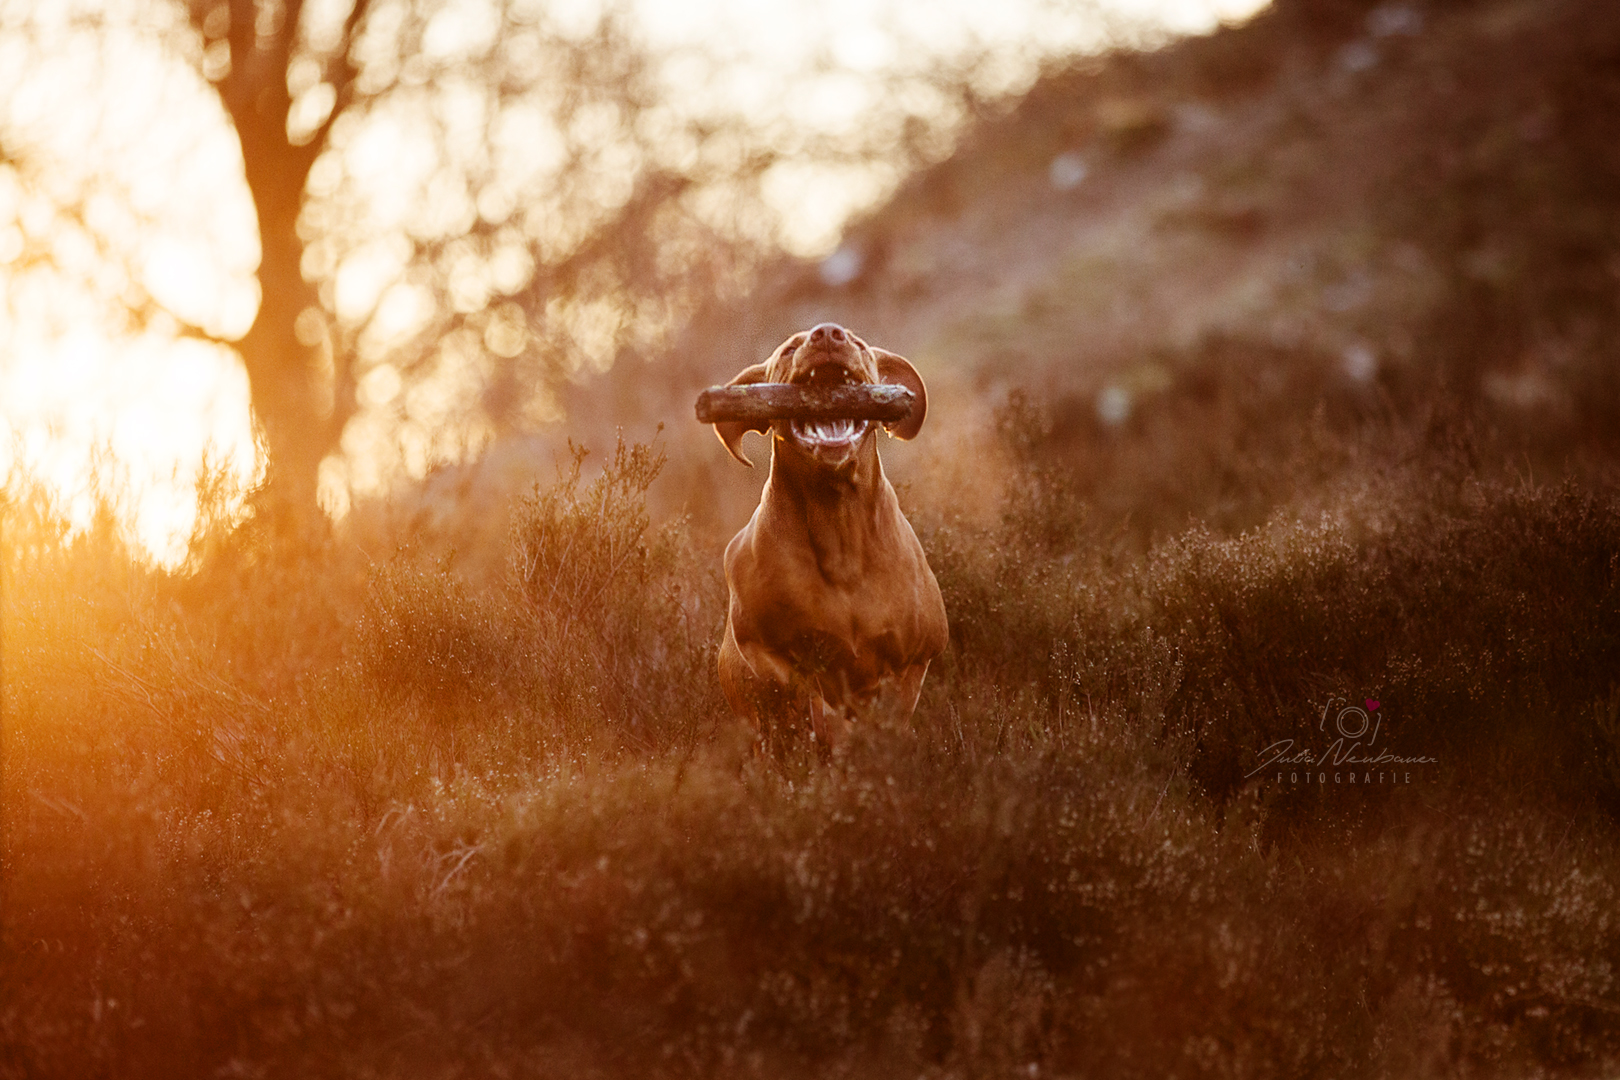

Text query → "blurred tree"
[183,0,763,513]
[1,0,1017,520]
[195,0,356,512]
[0,0,800,517]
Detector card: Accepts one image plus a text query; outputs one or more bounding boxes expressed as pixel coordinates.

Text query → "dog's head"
[714,323,928,468]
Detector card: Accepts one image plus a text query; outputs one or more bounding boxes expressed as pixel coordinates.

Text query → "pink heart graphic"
[1365,699,1380,711]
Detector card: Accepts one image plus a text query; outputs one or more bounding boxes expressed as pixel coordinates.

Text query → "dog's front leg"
[808,692,855,753]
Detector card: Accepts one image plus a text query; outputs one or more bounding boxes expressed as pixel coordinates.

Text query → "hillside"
[545,0,1620,547]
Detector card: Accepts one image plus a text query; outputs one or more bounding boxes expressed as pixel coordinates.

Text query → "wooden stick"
[695,383,914,424]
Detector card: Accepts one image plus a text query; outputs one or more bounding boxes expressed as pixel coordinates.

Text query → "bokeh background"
[0,0,1256,560]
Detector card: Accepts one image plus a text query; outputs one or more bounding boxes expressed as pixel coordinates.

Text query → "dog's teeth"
[792,418,865,446]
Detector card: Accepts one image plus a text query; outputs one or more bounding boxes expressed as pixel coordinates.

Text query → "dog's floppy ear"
[714,362,773,466]
[872,348,927,440]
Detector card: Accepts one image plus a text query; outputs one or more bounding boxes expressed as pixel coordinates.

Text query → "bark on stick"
[695,383,915,424]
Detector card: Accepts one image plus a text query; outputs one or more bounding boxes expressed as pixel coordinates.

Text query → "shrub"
[1132,478,1620,823]
[507,434,728,747]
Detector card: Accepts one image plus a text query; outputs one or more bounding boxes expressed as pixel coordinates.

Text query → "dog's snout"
[809,323,847,346]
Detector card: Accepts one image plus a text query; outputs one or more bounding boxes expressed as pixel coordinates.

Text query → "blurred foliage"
[0,0,984,510]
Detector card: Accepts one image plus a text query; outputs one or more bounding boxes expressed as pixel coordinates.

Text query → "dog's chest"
[741,508,927,652]
[803,512,882,588]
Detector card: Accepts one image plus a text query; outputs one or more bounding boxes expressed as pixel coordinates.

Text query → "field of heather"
[8,406,1620,1076]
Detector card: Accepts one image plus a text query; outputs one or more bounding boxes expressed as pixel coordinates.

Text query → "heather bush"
[953,375,1620,828]
[506,434,728,747]
[7,426,1620,1077]
[1126,478,1620,821]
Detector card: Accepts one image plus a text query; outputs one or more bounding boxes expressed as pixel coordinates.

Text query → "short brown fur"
[712,323,949,749]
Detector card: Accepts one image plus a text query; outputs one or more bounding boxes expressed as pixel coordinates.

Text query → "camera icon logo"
[1321,696,1381,745]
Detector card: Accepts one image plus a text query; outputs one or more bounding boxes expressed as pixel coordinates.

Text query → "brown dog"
[712,323,949,749]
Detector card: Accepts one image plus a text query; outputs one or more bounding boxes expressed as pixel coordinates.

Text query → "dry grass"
[6,394,1620,1077]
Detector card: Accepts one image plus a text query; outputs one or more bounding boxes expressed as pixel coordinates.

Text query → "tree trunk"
[236,166,330,514]
[210,0,353,519]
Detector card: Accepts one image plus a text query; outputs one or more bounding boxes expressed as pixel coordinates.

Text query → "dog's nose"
[809,323,847,345]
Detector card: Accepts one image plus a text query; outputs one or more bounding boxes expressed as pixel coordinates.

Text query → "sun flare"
[0,0,1267,567]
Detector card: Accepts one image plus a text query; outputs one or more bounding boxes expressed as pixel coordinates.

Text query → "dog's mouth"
[790,417,871,447]
[788,363,872,452]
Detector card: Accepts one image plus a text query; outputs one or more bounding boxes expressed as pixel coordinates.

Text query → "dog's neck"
[765,434,895,583]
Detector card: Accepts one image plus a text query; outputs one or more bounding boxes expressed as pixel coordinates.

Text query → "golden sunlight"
[0,0,1267,567]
